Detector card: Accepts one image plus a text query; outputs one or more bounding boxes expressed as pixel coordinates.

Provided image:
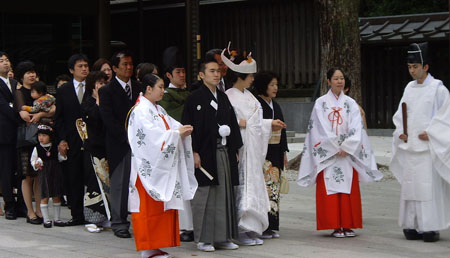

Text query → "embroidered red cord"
[158,114,170,151]
[328,107,343,135]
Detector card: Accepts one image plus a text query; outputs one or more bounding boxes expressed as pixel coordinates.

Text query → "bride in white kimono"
[297,67,382,238]
[127,74,198,258]
[222,46,286,245]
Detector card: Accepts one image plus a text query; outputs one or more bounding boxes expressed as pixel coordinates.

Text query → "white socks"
[40,204,50,222]
[40,202,61,222]
[53,202,61,221]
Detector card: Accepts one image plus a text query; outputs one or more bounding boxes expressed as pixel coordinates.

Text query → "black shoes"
[423,231,440,242]
[114,229,131,238]
[54,220,65,227]
[43,221,53,228]
[26,215,42,225]
[63,218,86,226]
[403,229,439,242]
[5,209,17,220]
[180,230,194,242]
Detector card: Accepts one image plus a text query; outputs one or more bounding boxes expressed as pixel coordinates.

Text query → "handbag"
[16,123,39,148]
[280,167,290,194]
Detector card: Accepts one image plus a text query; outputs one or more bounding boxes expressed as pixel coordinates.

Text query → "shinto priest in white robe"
[298,90,382,194]
[390,74,450,231]
[128,95,198,212]
[226,87,272,234]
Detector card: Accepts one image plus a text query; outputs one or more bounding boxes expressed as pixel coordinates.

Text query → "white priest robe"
[226,88,272,234]
[390,74,450,231]
[297,90,382,193]
[128,96,198,212]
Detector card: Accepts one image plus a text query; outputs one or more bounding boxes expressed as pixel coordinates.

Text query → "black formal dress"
[257,96,289,231]
[98,77,141,232]
[0,77,19,212]
[55,81,89,222]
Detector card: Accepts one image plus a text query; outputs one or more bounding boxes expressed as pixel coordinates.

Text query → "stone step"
[287,137,303,143]
[286,130,296,137]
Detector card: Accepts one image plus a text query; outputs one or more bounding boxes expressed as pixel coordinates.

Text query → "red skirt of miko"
[315,169,362,230]
[132,177,180,251]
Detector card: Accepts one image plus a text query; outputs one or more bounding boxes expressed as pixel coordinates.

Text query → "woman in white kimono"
[297,67,382,238]
[222,46,286,245]
[127,74,198,258]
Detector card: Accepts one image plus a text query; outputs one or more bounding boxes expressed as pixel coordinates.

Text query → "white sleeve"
[30,147,41,171]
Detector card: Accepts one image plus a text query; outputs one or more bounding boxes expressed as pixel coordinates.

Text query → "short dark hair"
[136,63,158,81]
[254,71,278,96]
[92,58,111,71]
[204,49,221,63]
[15,61,36,81]
[142,74,162,92]
[110,50,133,69]
[54,74,71,86]
[85,71,108,97]
[68,53,88,70]
[326,67,344,80]
[199,60,218,74]
[30,81,47,95]
[0,51,9,59]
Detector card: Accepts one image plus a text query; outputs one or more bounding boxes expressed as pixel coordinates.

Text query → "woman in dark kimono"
[80,71,110,232]
[254,71,289,238]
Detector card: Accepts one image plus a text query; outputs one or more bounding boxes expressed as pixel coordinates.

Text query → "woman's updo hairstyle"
[141,73,161,92]
[326,67,345,81]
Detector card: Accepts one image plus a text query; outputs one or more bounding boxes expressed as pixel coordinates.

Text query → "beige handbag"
[279,167,289,194]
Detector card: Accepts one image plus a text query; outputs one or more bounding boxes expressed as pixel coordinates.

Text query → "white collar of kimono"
[40,142,52,147]
[416,73,433,86]
[327,89,345,105]
[139,94,160,114]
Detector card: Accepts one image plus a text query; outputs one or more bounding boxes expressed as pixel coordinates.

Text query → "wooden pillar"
[97,0,111,58]
[185,0,200,86]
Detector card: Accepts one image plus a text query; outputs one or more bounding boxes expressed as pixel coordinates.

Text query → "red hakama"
[132,177,180,251]
[315,169,362,230]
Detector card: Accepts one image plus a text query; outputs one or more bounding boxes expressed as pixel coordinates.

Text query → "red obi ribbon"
[158,114,170,151]
[328,107,343,135]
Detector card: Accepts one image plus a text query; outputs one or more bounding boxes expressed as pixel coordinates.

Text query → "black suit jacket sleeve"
[55,85,68,143]
[98,84,127,145]
[181,94,200,153]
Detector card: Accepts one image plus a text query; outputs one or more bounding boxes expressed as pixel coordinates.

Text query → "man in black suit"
[99,50,141,238]
[0,51,20,220]
[55,53,90,226]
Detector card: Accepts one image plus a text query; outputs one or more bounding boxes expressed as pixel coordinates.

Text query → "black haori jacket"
[182,83,242,186]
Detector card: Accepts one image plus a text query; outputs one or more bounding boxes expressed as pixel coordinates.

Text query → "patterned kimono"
[298,90,382,230]
[127,96,198,251]
[226,88,272,235]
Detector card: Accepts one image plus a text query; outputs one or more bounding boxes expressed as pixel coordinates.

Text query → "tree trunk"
[317,0,362,105]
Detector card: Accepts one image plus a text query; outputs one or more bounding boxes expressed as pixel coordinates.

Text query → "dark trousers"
[110,151,131,231]
[63,150,88,221]
[0,144,16,209]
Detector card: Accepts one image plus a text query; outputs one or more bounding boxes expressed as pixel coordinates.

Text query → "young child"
[21,81,55,116]
[30,125,67,228]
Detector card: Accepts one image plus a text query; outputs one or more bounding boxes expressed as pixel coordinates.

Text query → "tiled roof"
[360,12,449,43]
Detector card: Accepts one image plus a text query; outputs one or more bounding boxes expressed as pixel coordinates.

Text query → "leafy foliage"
[360,0,448,17]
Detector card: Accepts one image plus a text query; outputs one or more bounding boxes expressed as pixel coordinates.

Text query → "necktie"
[125,84,131,100]
[218,80,225,92]
[6,79,12,92]
[77,83,84,104]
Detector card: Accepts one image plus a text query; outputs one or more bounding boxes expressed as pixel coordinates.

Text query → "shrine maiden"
[297,67,382,238]
[128,74,197,258]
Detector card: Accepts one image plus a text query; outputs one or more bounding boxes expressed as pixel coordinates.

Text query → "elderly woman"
[297,67,383,238]
[222,47,286,246]
[254,71,289,239]
[127,74,197,258]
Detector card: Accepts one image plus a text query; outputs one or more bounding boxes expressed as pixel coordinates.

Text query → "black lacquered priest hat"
[407,42,429,65]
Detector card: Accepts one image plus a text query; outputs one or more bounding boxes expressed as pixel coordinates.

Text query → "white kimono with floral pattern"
[128,96,198,212]
[297,90,382,194]
[226,88,272,234]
